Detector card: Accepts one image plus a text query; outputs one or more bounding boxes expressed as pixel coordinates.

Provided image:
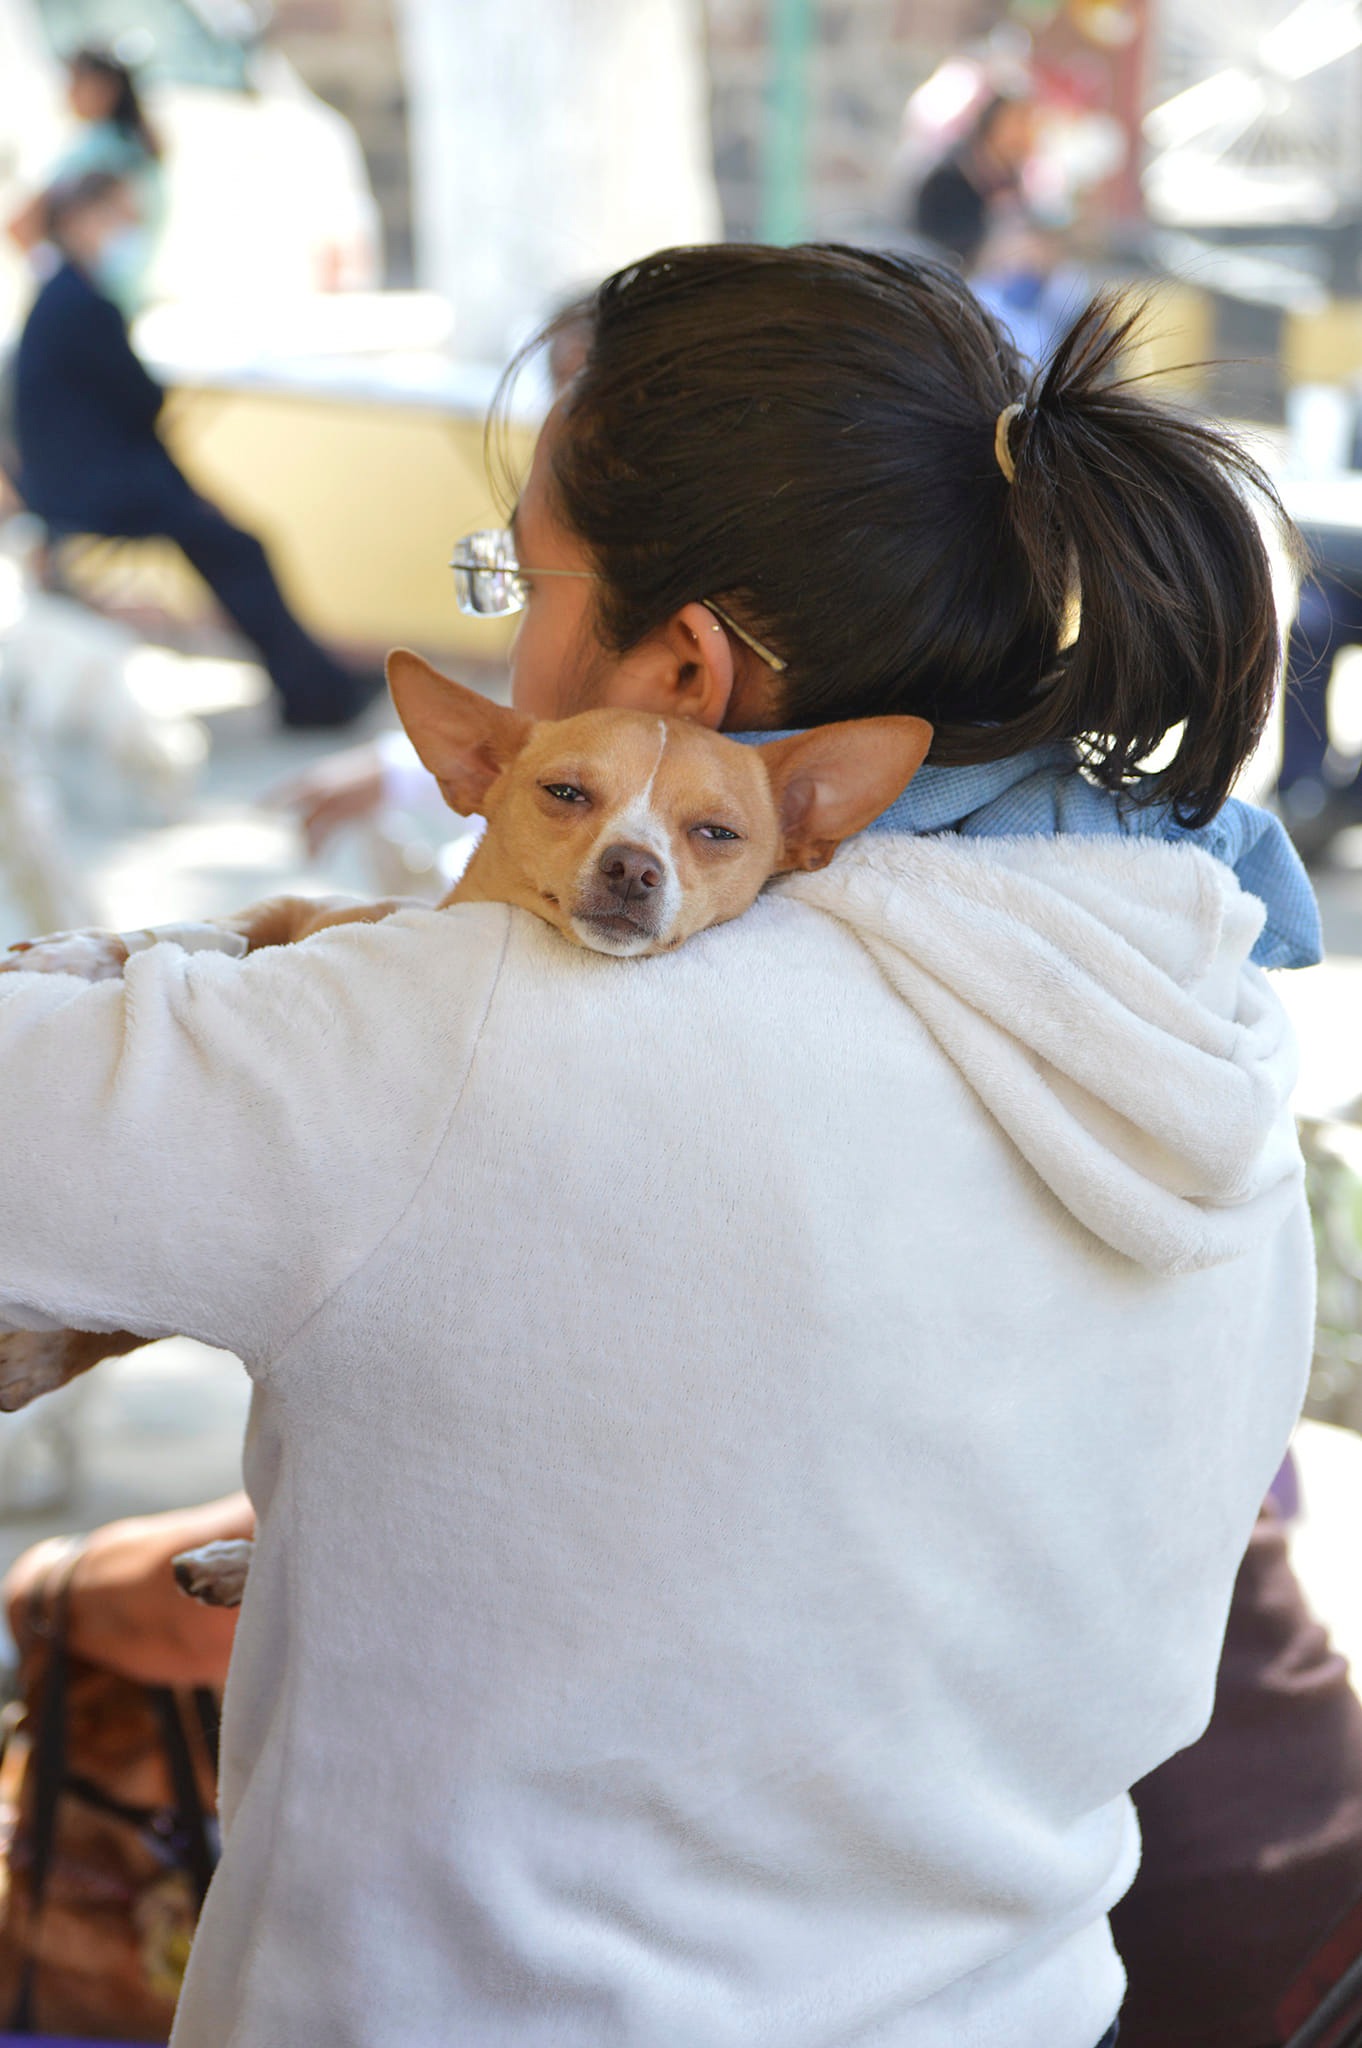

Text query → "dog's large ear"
[386,649,534,817]
[755,717,934,873]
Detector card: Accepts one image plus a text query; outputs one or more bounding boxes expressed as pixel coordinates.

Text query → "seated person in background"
[1277,548,1362,862]
[11,172,376,730]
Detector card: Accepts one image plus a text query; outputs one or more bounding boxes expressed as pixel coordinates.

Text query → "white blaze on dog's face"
[385,650,934,958]
[485,710,784,955]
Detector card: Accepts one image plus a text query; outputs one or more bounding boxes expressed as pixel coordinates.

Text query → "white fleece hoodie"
[0,834,1312,2048]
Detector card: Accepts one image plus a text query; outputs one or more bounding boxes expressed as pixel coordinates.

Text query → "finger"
[303,809,340,855]
[262,775,309,811]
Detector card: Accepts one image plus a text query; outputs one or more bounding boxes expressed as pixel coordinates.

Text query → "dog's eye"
[541,783,589,805]
[694,824,742,842]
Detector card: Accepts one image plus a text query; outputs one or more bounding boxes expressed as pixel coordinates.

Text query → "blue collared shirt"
[733,736,1321,971]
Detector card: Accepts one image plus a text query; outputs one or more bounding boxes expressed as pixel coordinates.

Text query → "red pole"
[1107,0,1152,225]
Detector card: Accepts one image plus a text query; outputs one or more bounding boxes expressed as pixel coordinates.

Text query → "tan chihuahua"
[0,651,932,1479]
[392,649,932,956]
[4,649,933,974]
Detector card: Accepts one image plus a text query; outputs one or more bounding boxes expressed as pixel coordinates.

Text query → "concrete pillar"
[395,0,721,365]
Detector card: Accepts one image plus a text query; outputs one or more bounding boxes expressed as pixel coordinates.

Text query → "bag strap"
[1281,1923,1362,2048]
[192,1686,221,1777]
[8,1536,84,2034]
[148,1688,217,1908]
[1282,1950,1362,2047]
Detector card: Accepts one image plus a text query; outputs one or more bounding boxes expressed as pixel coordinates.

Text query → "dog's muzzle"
[571,841,670,953]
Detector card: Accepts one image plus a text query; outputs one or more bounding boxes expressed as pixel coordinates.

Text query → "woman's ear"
[599,602,737,728]
[386,649,534,816]
[665,602,738,727]
[757,716,934,871]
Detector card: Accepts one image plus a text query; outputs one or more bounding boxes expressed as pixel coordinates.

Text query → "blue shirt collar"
[730,733,1320,971]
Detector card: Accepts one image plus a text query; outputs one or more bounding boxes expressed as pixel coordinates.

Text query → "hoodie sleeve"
[0,905,509,1367]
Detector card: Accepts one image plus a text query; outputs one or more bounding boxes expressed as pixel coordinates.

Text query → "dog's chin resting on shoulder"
[0,652,934,1612]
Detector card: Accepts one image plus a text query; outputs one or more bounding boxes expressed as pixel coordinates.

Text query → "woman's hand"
[270,745,386,855]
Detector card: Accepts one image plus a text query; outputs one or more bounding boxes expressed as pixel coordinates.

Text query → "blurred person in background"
[271,293,601,843]
[6,46,165,314]
[1112,1492,1362,2046]
[910,90,1037,272]
[1277,554,1362,862]
[909,85,1087,372]
[973,217,1089,380]
[11,171,378,730]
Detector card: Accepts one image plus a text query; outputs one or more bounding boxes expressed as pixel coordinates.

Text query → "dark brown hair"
[510,244,1293,828]
[69,46,162,162]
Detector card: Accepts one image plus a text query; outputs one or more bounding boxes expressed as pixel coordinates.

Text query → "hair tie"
[993,399,1080,649]
[994,402,1024,484]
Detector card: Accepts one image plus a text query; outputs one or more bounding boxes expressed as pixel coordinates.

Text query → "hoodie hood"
[780,835,1304,1276]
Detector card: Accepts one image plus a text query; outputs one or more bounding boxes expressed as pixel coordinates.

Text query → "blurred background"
[1,0,1361,1666]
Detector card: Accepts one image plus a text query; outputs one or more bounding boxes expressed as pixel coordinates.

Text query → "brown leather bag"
[0,1541,220,2041]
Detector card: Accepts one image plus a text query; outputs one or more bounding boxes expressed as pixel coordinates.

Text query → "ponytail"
[517,247,1292,828]
[974,293,1294,828]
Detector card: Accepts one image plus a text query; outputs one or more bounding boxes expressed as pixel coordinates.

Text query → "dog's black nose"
[598,843,663,901]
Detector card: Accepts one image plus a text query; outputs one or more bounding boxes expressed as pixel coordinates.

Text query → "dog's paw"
[0,1330,85,1411]
[1,930,130,981]
[172,1539,254,1609]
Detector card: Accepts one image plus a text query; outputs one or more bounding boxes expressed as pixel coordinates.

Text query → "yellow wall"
[160,387,537,660]
[1116,284,1214,398]
[1283,302,1362,387]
